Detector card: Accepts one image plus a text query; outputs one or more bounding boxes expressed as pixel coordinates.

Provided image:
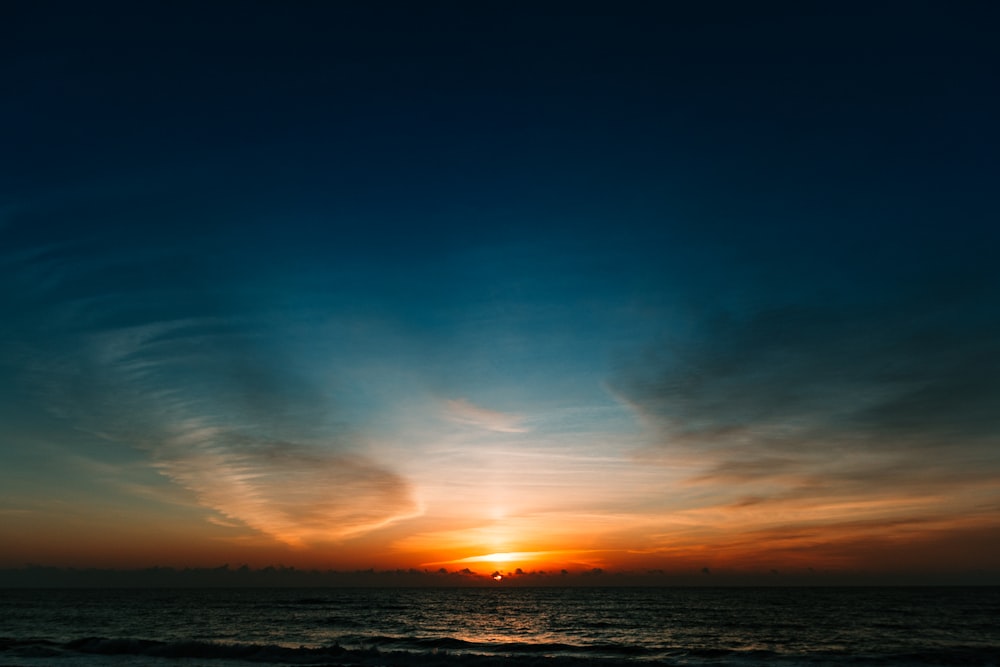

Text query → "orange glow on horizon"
[423,550,597,573]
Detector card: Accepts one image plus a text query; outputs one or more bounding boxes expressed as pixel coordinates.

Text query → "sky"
[2,2,999,583]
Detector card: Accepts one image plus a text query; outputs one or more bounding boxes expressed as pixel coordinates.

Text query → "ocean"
[1,587,998,666]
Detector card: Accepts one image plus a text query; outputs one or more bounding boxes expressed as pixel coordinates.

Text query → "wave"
[2,636,998,666]
[312,633,657,658]
[406,636,655,657]
[3,637,355,664]
[0,636,657,666]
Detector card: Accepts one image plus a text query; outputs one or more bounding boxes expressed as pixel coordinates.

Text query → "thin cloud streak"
[442,398,529,433]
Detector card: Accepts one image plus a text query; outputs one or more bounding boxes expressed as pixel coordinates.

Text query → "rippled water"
[2,587,998,666]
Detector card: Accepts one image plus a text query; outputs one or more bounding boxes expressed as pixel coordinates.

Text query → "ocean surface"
[1,587,998,666]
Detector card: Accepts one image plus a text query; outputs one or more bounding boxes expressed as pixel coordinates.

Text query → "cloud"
[609,270,1000,515]
[423,550,578,567]
[154,426,419,546]
[0,224,421,547]
[442,398,529,433]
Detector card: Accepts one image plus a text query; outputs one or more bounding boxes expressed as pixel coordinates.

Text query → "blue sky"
[1,1,998,576]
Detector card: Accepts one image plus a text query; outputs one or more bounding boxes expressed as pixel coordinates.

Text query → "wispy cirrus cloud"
[154,425,419,546]
[1,221,421,548]
[610,266,1000,531]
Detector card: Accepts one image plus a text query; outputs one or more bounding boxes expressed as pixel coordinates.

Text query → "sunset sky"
[2,2,999,582]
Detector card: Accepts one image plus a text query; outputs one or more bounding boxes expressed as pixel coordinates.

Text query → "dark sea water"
[1,587,998,666]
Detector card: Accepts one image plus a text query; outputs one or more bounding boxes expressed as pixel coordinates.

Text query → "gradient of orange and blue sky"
[2,1,999,582]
